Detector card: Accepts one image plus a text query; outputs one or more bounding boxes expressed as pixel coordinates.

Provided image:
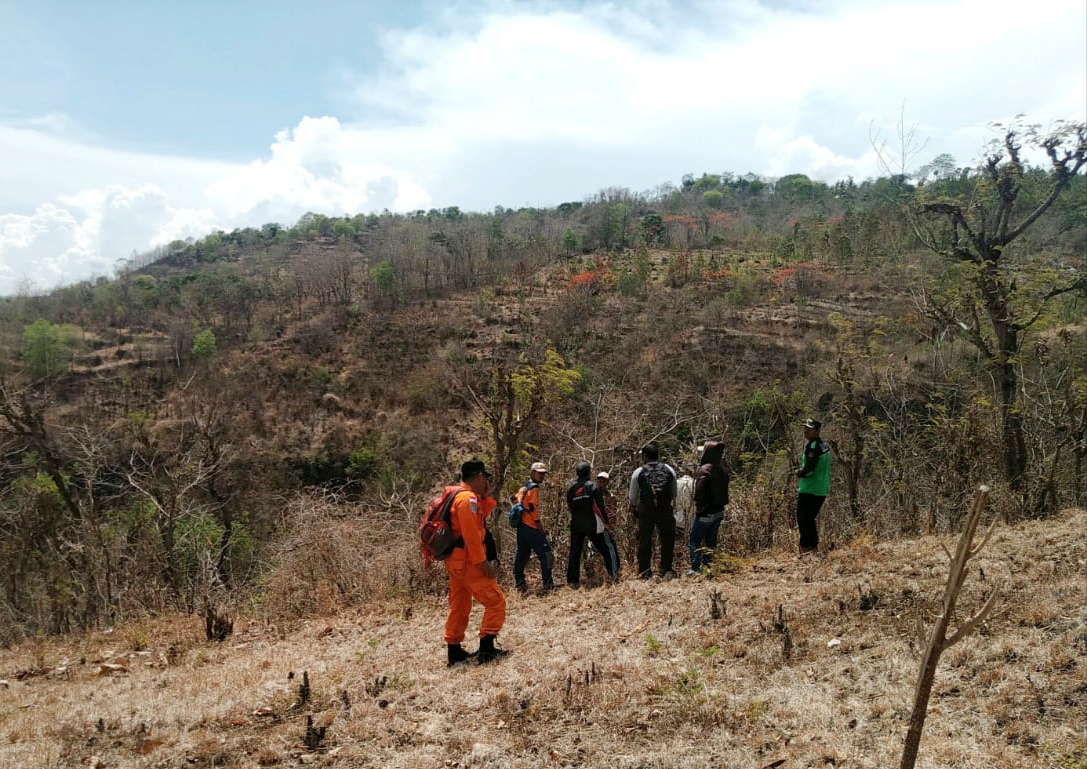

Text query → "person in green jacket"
[795,418,831,554]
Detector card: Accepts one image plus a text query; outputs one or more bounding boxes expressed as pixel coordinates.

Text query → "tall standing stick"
[900,485,1000,769]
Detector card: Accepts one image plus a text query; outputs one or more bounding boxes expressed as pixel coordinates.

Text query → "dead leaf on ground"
[136,738,165,754]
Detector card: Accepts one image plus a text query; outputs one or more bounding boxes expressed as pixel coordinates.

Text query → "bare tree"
[0,383,83,524]
[459,350,581,495]
[910,121,1087,490]
[826,313,892,521]
[0,382,130,631]
[125,416,224,606]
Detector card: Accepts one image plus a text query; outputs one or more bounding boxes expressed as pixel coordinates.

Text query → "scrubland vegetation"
[0,121,1083,766]
[0,508,1082,768]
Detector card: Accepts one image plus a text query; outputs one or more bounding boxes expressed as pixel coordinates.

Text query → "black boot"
[447,644,475,667]
[476,634,510,664]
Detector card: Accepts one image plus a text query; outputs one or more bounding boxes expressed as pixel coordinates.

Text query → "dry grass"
[1,510,1084,769]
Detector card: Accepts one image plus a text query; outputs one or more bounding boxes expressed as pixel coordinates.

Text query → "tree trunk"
[1074,401,1087,507]
[159,519,181,605]
[995,354,1026,492]
[901,610,950,767]
[981,267,1026,490]
[216,508,234,587]
[847,443,863,520]
[1001,386,1027,493]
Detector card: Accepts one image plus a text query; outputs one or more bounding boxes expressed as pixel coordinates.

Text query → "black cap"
[460,459,493,481]
[802,419,821,431]
[574,461,591,479]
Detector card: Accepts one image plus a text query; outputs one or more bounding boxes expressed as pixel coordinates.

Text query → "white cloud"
[203,116,432,219]
[0,184,231,293]
[0,0,1083,295]
[0,204,98,292]
[0,122,231,215]
[0,117,435,294]
[345,0,1085,193]
[759,133,883,180]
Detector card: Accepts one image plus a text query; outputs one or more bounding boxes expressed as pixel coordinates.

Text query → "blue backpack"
[507,481,538,529]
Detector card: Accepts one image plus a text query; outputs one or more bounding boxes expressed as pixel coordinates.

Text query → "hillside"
[0,144,1083,671]
[1,506,1083,769]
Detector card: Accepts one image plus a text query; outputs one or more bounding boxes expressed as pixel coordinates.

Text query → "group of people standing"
[439,419,831,666]
[510,459,622,591]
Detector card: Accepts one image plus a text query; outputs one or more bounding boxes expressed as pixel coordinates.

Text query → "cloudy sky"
[1,0,1084,295]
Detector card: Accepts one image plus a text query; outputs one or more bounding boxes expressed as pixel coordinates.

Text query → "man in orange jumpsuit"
[444,459,509,666]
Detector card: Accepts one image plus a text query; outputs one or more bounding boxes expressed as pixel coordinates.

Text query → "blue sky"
[2,1,426,161]
[1,0,1084,295]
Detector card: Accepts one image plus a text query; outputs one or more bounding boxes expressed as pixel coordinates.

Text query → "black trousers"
[567,530,618,585]
[636,506,675,577]
[796,493,826,551]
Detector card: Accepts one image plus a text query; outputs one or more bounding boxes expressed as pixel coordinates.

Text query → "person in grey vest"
[627,443,678,580]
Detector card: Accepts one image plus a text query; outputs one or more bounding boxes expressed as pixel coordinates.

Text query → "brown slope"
[1,507,1082,768]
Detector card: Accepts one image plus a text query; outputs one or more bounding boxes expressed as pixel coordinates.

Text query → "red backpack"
[419,486,464,565]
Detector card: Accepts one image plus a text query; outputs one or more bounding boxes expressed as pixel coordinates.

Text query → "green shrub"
[346,447,380,480]
[191,328,217,359]
[617,271,645,297]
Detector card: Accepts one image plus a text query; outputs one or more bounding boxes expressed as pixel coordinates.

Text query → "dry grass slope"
[1,510,1084,769]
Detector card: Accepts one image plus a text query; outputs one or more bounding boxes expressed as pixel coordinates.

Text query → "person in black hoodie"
[566,462,619,587]
[687,440,729,576]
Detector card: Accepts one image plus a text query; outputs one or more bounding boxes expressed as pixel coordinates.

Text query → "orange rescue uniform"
[443,483,506,645]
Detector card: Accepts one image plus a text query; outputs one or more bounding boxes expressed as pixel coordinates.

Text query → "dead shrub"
[260,491,430,621]
[725,477,794,554]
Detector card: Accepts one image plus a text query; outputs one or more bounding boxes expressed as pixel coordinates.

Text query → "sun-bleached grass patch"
[0,509,1082,768]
